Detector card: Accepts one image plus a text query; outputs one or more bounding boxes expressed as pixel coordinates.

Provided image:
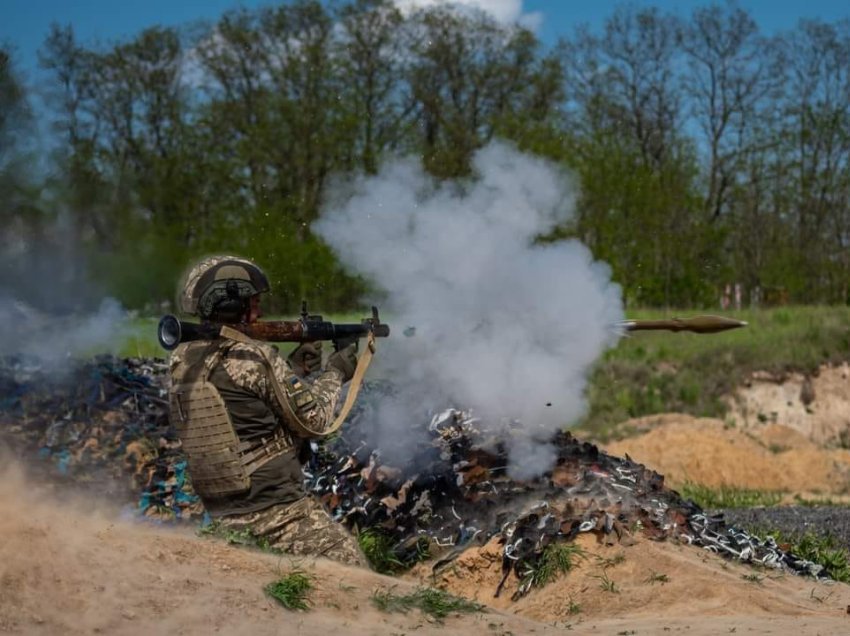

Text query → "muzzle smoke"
[314,142,624,478]
[0,296,127,368]
[0,215,128,370]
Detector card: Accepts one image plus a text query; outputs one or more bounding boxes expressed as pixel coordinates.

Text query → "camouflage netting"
[0,355,831,596]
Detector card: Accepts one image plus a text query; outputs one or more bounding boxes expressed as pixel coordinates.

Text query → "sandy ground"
[2,460,850,636]
[727,363,850,446]
[603,363,850,500]
[603,414,850,498]
[4,363,850,635]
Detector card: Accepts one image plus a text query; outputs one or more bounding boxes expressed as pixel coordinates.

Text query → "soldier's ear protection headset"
[192,259,270,322]
[198,279,260,322]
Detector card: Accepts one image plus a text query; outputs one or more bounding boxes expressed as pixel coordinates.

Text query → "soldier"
[168,255,365,565]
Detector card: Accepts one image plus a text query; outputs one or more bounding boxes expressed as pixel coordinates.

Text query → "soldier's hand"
[327,343,358,382]
[288,341,323,376]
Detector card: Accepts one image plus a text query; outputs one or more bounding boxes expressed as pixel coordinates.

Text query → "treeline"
[2,0,850,312]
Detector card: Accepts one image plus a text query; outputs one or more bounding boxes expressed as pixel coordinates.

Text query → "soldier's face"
[247,295,263,323]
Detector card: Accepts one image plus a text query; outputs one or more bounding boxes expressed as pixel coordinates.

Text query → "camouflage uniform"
[169,332,365,567]
[214,495,363,564]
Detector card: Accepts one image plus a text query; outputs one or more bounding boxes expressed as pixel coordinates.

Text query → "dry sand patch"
[603,414,850,497]
[419,531,850,633]
[727,363,850,446]
[3,459,850,636]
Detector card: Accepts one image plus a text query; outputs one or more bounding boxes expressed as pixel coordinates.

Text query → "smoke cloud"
[0,296,127,368]
[314,142,624,477]
[0,214,129,369]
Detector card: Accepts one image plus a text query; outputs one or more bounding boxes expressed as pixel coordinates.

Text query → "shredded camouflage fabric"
[216,495,366,566]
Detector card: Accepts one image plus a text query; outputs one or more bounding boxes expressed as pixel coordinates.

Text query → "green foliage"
[370,586,484,621]
[579,306,850,441]
[198,520,273,552]
[357,529,430,574]
[792,495,842,507]
[13,5,850,311]
[265,571,314,610]
[678,482,783,509]
[358,529,405,574]
[756,530,850,583]
[521,542,587,590]
[596,552,626,569]
[594,571,618,593]
[644,571,669,585]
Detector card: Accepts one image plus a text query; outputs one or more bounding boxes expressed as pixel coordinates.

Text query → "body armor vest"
[169,340,291,499]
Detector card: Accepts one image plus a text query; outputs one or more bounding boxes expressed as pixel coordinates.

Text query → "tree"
[680,1,780,222]
[777,19,850,302]
[403,5,562,177]
[560,6,717,306]
[335,0,408,174]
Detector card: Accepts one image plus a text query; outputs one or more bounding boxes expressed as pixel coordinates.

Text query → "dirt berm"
[3,458,850,636]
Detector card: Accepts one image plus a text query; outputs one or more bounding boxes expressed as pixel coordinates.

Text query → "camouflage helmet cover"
[179,255,270,317]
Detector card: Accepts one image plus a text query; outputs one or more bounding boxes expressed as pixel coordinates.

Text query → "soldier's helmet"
[179,255,270,319]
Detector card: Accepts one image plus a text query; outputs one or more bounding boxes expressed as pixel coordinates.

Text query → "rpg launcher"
[619,314,747,334]
[157,301,390,351]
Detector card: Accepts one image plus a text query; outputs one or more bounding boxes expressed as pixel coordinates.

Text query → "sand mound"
[602,414,850,497]
[422,532,850,633]
[0,461,547,636]
[727,363,850,446]
[3,458,850,636]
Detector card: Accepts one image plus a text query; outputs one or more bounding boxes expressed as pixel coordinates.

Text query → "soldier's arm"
[223,341,345,438]
[266,347,345,438]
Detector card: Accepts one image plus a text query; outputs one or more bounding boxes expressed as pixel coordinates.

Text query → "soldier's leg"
[217,497,366,567]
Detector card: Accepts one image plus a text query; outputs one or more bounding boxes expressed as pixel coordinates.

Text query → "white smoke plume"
[314,142,624,478]
[0,214,129,371]
[0,296,128,370]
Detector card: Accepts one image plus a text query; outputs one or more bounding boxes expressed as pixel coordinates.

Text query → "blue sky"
[2,0,849,78]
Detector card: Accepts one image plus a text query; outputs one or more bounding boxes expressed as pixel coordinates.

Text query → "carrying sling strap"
[219,326,377,437]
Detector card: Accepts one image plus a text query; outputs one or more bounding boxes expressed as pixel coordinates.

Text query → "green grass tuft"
[739,525,850,583]
[198,520,273,552]
[371,586,484,622]
[678,482,783,509]
[644,570,669,584]
[594,570,619,593]
[520,542,587,590]
[265,571,313,610]
[358,529,405,574]
[596,552,626,569]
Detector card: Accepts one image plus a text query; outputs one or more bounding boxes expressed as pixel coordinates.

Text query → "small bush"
[520,542,587,590]
[358,529,405,574]
[265,571,313,610]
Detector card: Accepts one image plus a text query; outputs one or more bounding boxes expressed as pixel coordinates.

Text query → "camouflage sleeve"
[222,341,345,438]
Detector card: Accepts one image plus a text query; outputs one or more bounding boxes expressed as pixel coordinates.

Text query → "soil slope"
[2,461,850,636]
[603,414,850,497]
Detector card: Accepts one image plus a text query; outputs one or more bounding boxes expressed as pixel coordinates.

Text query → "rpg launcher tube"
[157,310,390,351]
